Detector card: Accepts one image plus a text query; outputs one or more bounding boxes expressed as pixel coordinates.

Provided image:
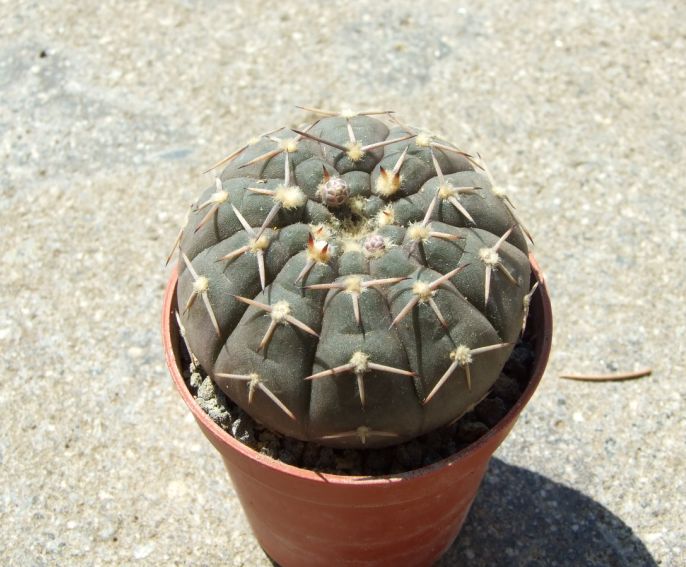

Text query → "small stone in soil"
[395,440,424,470]
[475,398,508,428]
[455,420,490,444]
[282,437,305,463]
[231,413,256,448]
[196,376,216,401]
[277,449,298,466]
[301,443,321,469]
[504,345,535,385]
[364,448,394,475]
[316,447,336,471]
[493,374,521,404]
[259,439,280,459]
[335,450,363,473]
[422,448,443,467]
[196,377,233,428]
[189,371,203,390]
[424,430,444,452]
[439,437,458,458]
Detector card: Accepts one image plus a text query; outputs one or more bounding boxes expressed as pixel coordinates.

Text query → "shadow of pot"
[162,255,553,567]
[438,459,658,566]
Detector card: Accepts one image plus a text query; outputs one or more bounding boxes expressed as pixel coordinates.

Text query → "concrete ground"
[1,0,684,565]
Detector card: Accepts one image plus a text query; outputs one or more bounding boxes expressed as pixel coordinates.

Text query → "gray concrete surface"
[1,0,684,565]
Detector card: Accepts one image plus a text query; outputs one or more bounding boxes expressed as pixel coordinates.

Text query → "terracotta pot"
[162,256,552,567]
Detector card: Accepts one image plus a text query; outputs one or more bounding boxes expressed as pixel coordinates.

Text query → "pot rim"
[163,253,552,486]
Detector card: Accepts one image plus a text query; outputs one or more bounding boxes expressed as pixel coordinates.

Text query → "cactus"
[171,107,534,449]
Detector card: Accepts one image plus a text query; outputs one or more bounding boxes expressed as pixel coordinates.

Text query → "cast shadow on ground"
[437,458,656,566]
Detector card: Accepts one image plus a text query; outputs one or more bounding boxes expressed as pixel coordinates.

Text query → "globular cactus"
[171,106,534,449]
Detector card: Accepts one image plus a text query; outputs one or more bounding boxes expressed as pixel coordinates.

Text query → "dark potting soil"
[180,340,536,477]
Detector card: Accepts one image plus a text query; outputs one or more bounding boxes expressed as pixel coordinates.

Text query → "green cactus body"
[175,109,531,449]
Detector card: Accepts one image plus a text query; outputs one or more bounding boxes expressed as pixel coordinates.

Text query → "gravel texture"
[183,339,534,476]
[1,1,684,565]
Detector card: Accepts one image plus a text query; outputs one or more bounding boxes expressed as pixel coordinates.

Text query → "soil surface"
[182,337,535,476]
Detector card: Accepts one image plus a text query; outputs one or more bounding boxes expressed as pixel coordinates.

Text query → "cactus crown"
[171,106,535,449]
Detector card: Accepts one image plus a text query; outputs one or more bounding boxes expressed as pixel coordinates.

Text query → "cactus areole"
[173,107,535,449]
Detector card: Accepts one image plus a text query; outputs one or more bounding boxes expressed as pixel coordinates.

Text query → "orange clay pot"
[162,255,552,567]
